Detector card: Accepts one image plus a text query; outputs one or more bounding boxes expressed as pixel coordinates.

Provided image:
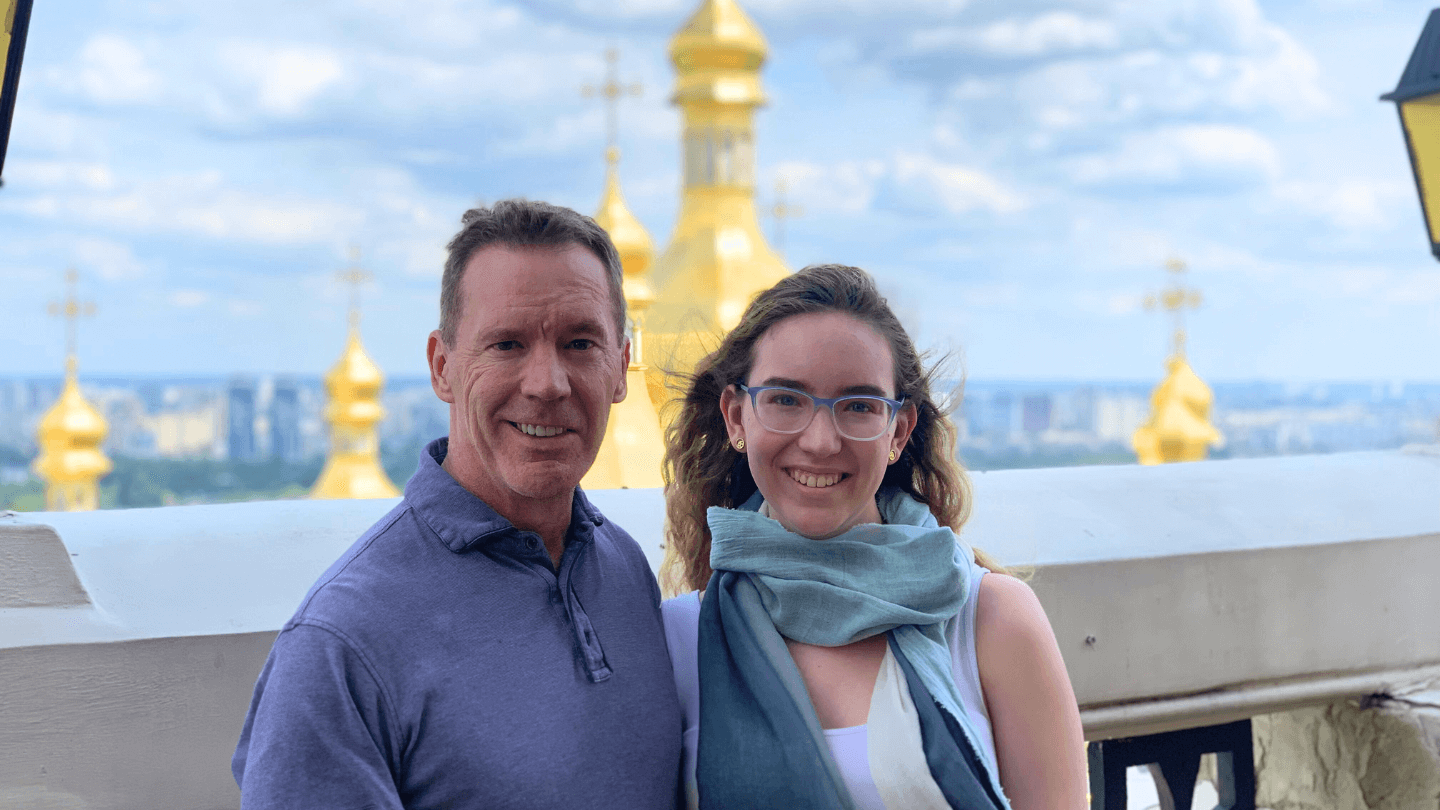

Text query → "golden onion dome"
[594,147,657,309]
[669,0,768,105]
[33,358,112,483]
[324,327,386,427]
[1133,355,1222,464]
[1164,356,1215,411]
[36,367,107,446]
[1146,389,1220,443]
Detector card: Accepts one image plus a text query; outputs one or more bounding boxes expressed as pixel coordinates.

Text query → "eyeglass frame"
[735,384,907,442]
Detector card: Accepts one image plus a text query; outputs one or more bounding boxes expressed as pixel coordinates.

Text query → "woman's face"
[720,311,916,540]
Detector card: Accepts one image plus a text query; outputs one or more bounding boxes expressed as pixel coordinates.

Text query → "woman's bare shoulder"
[975,573,1053,647]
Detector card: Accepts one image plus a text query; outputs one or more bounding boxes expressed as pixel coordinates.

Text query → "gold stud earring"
[736,438,745,452]
[889,449,897,462]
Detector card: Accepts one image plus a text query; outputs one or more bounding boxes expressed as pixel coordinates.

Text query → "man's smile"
[510,422,570,438]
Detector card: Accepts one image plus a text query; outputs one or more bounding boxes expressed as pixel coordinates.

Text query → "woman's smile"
[784,468,848,489]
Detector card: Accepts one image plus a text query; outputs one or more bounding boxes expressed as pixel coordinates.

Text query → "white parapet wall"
[2,449,1439,809]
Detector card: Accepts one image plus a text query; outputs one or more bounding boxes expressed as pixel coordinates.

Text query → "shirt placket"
[512,527,613,684]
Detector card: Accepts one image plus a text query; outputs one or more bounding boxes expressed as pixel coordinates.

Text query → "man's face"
[428,244,628,512]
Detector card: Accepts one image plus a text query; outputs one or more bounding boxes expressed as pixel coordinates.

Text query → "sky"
[3,0,1439,382]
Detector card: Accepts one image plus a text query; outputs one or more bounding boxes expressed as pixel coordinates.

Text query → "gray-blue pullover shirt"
[232,438,683,809]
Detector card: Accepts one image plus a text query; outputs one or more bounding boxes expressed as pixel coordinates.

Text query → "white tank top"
[660,560,998,810]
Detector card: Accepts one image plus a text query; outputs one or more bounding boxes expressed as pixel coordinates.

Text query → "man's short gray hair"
[439,199,626,346]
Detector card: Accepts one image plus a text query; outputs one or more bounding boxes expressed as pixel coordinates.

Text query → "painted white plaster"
[1,449,1438,809]
[963,448,1440,566]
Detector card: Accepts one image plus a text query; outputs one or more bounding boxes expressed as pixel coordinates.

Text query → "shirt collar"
[406,438,605,554]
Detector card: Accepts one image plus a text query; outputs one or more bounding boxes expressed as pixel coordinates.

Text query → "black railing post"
[1087,719,1255,810]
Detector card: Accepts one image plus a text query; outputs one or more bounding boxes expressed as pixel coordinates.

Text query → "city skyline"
[3,0,1439,382]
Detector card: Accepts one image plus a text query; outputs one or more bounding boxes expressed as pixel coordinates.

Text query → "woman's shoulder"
[659,582,699,608]
[974,572,1060,673]
[661,590,703,645]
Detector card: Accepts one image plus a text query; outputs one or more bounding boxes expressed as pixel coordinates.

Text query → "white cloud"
[71,34,162,104]
[227,299,263,318]
[214,43,347,118]
[10,169,368,245]
[169,289,210,308]
[957,281,1022,307]
[771,153,1021,218]
[888,152,1025,214]
[1076,290,1146,316]
[912,13,1120,57]
[74,237,147,281]
[6,160,115,191]
[1070,124,1280,188]
[1273,178,1410,232]
[855,0,1331,158]
[770,159,886,215]
[1381,273,1440,305]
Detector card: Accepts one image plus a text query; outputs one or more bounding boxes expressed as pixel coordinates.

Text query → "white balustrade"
[3,448,1438,809]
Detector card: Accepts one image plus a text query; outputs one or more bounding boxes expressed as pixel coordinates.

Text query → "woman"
[660,264,1087,810]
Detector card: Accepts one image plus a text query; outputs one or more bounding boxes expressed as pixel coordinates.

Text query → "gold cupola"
[34,357,112,511]
[645,0,792,402]
[32,270,111,511]
[583,146,667,490]
[1133,259,1223,464]
[312,253,400,499]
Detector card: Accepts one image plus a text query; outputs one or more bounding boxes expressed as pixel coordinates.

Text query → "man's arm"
[234,623,404,810]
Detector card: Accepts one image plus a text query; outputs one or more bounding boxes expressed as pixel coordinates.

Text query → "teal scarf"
[697,488,1010,809]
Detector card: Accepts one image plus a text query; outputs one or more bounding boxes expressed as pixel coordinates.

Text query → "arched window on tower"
[718,131,734,185]
[736,131,754,187]
[684,131,702,186]
[702,131,715,186]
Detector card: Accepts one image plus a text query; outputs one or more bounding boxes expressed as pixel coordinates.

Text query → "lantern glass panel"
[1401,92,1440,247]
[1,0,15,90]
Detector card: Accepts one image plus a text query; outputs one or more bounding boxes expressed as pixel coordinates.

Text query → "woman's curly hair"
[660,263,1003,595]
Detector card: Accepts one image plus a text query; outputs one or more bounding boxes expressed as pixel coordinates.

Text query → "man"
[233,200,683,809]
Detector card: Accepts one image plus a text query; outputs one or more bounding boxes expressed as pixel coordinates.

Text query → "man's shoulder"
[288,499,429,629]
[588,507,655,570]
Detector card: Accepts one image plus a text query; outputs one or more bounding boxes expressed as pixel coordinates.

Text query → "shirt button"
[526,537,539,549]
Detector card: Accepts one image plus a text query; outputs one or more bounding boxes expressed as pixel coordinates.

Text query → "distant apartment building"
[145,407,223,458]
[962,392,1018,442]
[1021,394,1052,434]
[227,378,258,462]
[1094,394,1150,442]
[270,378,303,462]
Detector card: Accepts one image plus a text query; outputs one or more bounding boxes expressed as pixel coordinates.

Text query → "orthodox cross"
[337,246,372,329]
[582,47,643,158]
[769,178,804,256]
[47,268,95,361]
[1144,257,1203,358]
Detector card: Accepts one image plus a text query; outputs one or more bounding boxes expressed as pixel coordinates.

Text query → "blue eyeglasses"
[737,384,905,441]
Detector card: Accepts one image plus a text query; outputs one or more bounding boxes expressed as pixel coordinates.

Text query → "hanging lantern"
[1,0,36,187]
[1382,8,1440,261]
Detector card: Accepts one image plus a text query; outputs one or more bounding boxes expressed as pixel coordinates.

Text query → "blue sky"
[3,0,1438,382]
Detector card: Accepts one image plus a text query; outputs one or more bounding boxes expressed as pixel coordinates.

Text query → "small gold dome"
[1133,356,1222,465]
[313,321,399,500]
[324,327,386,428]
[1164,356,1215,411]
[36,367,108,449]
[595,148,657,310]
[33,358,113,509]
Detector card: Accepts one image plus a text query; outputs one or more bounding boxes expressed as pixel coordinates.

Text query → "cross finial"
[768,178,805,256]
[1144,257,1203,358]
[337,245,372,330]
[47,268,96,364]
[582,47,643,157]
